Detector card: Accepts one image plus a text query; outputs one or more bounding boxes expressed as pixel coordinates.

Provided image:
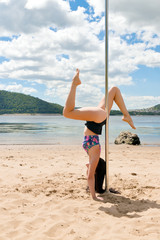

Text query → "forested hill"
[129,104,160,115]
[0,90,63,114]
[0,90,159,115]
[111,104,160,115]
[147,104,160,112]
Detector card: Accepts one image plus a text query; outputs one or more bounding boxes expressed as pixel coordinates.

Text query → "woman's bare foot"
[72,69,81,86]
[93,196,104,202]
[122,114,136,129]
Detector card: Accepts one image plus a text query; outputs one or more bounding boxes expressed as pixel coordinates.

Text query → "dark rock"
[114,131,141,145]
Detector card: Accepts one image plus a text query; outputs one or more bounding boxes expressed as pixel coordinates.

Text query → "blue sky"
[0,0,160,109]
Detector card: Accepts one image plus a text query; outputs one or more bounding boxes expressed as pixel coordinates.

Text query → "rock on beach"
[114,131,141,145]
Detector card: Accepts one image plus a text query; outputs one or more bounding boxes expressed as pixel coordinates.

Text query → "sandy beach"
[0,144,160,240]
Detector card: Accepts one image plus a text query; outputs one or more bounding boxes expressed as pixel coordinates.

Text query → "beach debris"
[131,173,137,176]
[114,131,141,145]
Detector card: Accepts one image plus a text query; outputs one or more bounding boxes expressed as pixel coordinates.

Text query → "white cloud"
[110,0,160,33]
[87,0,160,37]
[86,0,105,16]
[0,0,160,109]
[109,76,133,87]
[0,19,159,107]
[25,0,56,10]
[124,95,160,109]
[0,83,37,94]
[0,23,105,82]
[46,81,104,107]
[108,31,160,81]
[0,0,10,4]
[87,0,160,33]
[0,0,86,34]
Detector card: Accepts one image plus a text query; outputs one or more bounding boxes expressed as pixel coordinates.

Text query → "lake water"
[0,115,160,146]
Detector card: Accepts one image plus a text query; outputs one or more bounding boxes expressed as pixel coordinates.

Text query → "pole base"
[108,188,121,194]
[86,186,120,195]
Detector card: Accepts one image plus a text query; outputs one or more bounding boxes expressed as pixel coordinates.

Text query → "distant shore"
[1,112,160,116]
[1,90,159,116]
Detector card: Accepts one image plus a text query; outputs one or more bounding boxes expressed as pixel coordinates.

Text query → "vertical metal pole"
[105,0,109,192]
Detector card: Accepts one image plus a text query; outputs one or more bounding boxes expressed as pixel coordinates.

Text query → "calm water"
[0,115,160,145]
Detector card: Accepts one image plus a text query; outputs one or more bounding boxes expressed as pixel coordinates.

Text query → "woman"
[63,69,136,201]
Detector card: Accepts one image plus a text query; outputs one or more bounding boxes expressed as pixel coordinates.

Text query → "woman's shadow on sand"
[99,192,160,218]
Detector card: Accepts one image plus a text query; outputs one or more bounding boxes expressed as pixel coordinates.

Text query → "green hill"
[128,104,160,115]
[147,104,160,112]
[0,90,159,115]
[0,90,63,114]
[110,105,160,115]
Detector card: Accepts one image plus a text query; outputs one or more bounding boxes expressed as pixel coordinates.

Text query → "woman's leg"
[98,86,136,129]
[87,145,104,201]
[63,69,107,123]
[63,69,81,113]
[108,87,136,129]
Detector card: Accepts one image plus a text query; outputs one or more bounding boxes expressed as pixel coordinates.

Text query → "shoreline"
[1,113,160,116]
[0,143,160,147]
